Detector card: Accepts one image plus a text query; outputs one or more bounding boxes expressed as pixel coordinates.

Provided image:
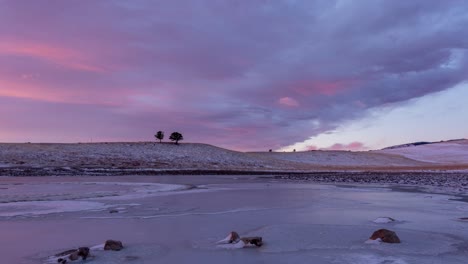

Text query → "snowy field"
[1,141,468,176]
[0,175,467,264]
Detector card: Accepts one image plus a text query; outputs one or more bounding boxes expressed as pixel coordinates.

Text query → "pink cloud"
[315,80,349,96]
[292,79,356,96]
[279,97,299,107]
[0,40,106,73]
[0,80,57,101]
[0,78,126,106]
[321,142,368,151]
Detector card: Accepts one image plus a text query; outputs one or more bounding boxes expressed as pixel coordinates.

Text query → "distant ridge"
[382,139,466,150]
[382,141,431,150]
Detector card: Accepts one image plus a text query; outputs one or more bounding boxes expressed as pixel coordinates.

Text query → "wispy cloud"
[0,41,106,73]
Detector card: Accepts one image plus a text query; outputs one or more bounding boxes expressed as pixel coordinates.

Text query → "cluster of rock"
[54,240,123,263]
[216,227,400,250]
[217,216,403,250]
[52,228,402,262]
[276,171,468,194]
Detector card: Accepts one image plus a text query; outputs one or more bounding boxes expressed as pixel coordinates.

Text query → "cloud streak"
[0,0,467,150]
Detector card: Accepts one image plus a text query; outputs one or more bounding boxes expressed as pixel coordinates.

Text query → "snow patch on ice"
[86,182,191,200]
[372,217,395,224]
[81,206,277,219]
[365,238,382,244]
[216,240,246,249]
[0,200,109,217]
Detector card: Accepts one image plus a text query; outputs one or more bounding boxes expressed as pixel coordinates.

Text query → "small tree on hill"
[155,131,164,143]
[169,132,183,145]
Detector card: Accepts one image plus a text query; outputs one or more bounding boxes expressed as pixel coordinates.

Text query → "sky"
[0,0,467,151]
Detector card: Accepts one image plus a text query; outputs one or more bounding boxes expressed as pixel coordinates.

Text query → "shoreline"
[1,169,467,197]
[1,166,468,176]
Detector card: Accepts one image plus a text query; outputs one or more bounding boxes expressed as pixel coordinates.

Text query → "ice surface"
[0,176,467,264]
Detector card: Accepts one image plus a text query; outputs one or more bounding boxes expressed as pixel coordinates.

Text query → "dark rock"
[104,240,124,251]
[55,247,89,262]
[228,232,240,243]
[241,236,263,247]
[369,229,401,243]
[69,247,90,261]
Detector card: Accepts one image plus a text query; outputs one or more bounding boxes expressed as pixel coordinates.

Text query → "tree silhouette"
[169,132,183,144]
[155,131,164,143]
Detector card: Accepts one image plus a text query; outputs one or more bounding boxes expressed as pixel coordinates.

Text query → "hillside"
[0,141,467,176]
[0,142,298,172]
[378,139,468,164]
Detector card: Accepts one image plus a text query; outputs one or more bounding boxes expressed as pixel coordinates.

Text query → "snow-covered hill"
[0,142,295,171]
[0,141,467,175]
[378,139,468,164]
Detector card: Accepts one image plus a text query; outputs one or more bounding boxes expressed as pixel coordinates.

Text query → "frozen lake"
[0,175,467,264]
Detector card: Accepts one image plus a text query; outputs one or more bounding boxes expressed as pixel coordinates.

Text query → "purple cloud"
[0,0,467,150]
